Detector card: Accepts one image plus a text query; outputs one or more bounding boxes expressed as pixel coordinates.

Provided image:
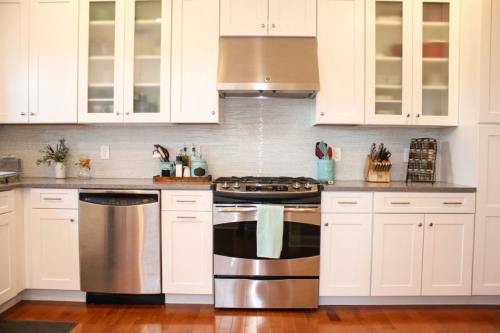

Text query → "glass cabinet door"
[88,2,117,115]
[414,0,458,126]
[123,0,170,122]
[374,2,403,116]
[366,0,413,125]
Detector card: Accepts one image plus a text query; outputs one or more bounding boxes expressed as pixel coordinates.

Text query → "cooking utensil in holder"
[405,138,437,183]
[364,155,391,183]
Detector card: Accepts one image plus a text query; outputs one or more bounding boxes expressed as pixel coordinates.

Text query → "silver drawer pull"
[391,202,410,205]
[176,200,197,203]
[177,216,196,219]
[443,202,463,205]
[338,201,358,205]
[217,207,316,213]
[44,198,63,201]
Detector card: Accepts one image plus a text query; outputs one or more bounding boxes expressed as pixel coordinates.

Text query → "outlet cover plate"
[332,148,341,162]
[100,145,109,160]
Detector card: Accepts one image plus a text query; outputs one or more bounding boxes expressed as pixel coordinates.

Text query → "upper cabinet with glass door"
[78,0,171,123]
[365,0,459,126]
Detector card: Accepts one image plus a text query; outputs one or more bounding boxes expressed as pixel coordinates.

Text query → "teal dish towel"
[257,205,285,259]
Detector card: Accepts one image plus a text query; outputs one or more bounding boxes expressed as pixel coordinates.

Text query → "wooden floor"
[1,301,500,333]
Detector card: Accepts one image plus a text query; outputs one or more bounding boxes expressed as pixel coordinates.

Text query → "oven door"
[213,204,320,277]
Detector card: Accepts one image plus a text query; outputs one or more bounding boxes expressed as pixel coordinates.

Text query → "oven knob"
[293,182,301,190]
[233,182,241,189]
[222,182,229,189]
[304,182,312,190]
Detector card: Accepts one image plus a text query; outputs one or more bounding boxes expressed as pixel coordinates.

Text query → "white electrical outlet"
[332,148,341,162]
[100,145,109,160]
[404,148,410,163]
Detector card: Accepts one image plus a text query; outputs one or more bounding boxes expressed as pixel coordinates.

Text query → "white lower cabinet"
[371,213,474,296]
[30,208,79,290]
[320,213,372,296]
[161,190,213,295]
[0,211,16,304]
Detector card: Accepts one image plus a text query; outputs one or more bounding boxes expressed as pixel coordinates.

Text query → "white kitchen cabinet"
[314,0,365,125]
[161,190,213,294]
[170,0,219,123]
[473,125,500,295]
[28,0,78,123]
[365,0,459,126]
[371,214,424,296]
[479,0,500,123]
[372,212,474,296]
[0,0,29,124]
[421,214,473,296]
[320,213,372,296]
[30,209,79,290]
[0,211,16,305]
[220,0,316,37]
[78,0,171,123]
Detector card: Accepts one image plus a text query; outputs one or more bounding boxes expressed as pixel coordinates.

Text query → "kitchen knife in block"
[364,155,391,183]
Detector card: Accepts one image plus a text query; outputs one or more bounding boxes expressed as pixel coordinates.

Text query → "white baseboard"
[319,296,500,305]
[165,294,214,304]
[22,289,86,302]
[0,294,23,314]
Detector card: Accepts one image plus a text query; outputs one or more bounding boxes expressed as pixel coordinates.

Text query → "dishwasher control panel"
[80,193,158,206]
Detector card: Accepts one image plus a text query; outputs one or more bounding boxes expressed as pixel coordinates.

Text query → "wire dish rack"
[405,138,437,183]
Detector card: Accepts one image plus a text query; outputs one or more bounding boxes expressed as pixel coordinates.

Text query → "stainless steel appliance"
[212,177,321,309]
[0,156,21,181]
[79,190,162,300]
[217,37,320,99]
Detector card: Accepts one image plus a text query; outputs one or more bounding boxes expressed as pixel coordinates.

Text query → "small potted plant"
[36,138,70,179]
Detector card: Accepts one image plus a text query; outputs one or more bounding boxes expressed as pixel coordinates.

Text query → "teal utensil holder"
[318,159,334,182]
[161,162,176,177]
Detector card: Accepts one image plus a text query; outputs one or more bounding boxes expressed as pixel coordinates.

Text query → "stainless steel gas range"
[212,176,322,309]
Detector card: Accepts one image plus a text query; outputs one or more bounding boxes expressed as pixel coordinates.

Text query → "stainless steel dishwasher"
[79,190,161,301]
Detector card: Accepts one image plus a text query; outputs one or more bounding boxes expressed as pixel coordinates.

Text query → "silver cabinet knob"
[416,114,420,118]
[429,222,433,227]
[126,112,130,115]
[418,223,422,227]
[324,223,329,226]
[116,112,120,115]
[407,114,410,117]
[30,112,35,116]
[70,218,74,222]
[20,112,25,116]
[261,23,265,28]
[272,24,275,28]
[211,111,215,115]
[320,112,324,116]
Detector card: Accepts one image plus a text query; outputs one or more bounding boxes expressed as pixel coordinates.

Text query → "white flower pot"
[55,162,66,179]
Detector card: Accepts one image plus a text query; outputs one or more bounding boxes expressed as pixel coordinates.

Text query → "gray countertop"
[0,178,476,193]
[322,180,476,192]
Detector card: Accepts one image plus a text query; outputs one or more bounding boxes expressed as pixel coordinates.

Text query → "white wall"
[0,99,444,181]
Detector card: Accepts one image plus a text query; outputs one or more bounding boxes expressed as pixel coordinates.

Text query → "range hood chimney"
[216,37,320,99]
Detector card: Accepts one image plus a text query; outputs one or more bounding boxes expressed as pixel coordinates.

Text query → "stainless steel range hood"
[217,37,320,99]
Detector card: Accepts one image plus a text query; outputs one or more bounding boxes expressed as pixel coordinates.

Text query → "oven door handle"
[217,207,318,213]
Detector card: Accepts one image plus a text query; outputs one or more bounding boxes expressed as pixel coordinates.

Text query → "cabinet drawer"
[31,188,78,209]
[374,192,476,213]
[0,190,14,214]
[161,190,212,212]
[322,192,373,213]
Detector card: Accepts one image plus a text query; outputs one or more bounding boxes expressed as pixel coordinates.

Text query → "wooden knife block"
[364,155,391,183]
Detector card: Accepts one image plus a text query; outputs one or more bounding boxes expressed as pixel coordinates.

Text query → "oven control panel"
[246,185,288,192]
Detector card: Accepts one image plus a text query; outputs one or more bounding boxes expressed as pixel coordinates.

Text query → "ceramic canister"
[161,161,176,177]
[318,159,334,182]
[191,153,208,177]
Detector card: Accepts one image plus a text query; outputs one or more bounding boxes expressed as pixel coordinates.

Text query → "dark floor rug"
[0,320,77,333]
